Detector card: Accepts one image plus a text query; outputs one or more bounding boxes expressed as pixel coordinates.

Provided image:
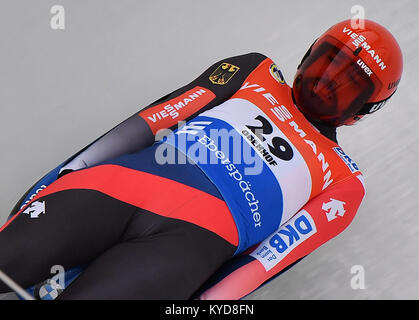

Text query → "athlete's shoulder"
[324,142,366,196]
[332,145,363,175]
[224,52,280,69]
[223,52,269,61]
[222,52,287,85]
[212,52,269,74]
[239,52,285,71]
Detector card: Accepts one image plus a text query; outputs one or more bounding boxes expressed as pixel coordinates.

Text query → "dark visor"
[294,35,382,126]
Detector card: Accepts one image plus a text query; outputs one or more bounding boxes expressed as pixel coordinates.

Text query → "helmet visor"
[294,35,383,126]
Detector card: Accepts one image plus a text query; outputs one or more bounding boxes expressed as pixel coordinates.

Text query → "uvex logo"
[356,59,373,77]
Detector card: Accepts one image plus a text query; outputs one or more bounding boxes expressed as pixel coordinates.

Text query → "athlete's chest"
[165,59,360,238]
[192,71,358,221]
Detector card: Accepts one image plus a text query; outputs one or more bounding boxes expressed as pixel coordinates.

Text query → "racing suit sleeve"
[59,52,268,172]
[8,53,268,218]
[197,174,366,300]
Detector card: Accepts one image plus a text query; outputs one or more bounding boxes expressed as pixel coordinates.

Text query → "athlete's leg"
[0,188,137,293]
[58,210,237,300]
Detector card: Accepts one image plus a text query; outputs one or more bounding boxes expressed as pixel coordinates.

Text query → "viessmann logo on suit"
[139,86,216,134]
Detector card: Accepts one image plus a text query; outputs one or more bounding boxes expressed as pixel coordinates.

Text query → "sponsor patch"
[269,63,285,84]
[388,79,400,90]
[342,26,386,71]
[164,112,286,253]
[209,63,240,85]
[139,86,215,134]
[322,198,346,222]
[333,147,359,173]
[250,210,317,271]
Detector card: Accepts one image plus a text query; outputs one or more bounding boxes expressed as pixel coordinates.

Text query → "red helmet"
[292,19,403,126]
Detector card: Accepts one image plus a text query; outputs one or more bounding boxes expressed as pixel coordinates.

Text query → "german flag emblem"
[209,63,240,85]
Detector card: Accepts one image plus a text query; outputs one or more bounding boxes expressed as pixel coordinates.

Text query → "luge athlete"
[0,19,402,299]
